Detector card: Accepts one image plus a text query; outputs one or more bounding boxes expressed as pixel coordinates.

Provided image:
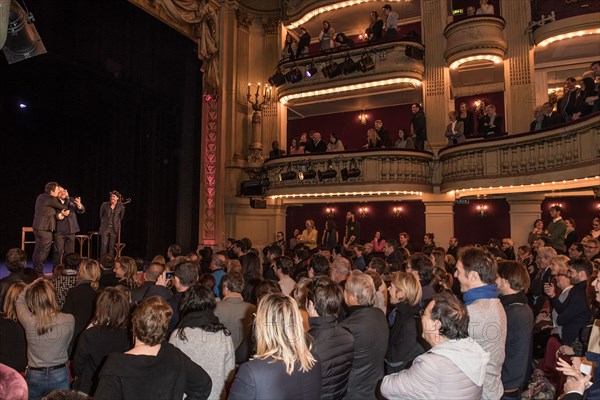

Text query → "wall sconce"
[550,203,563,209]
[392,206,403,217]
[358,206,369,218]
[358,111,367,125]
[476,205,488,217]
[326,207,335,218]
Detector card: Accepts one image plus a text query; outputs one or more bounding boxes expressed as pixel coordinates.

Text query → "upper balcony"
[274,39,424,110]
[438,113,600,195]
[443,15,507,71]
[263,149,434,199]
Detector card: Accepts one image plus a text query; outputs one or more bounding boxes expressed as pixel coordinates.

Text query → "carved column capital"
[236,8,252,29]
[262,17,279,35]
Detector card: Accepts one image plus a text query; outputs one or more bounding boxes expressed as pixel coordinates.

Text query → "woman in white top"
[318,21,335,51]
[326,133,345,152]
[476,0,494,15]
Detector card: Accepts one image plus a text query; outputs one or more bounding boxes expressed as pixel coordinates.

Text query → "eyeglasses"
[584,245,599,250]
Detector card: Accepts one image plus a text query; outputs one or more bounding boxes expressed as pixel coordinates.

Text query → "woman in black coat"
[457,102,475,137]
[72,287,131,395]
[385,271,426,374]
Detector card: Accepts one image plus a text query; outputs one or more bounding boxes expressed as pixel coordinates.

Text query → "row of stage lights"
[268,53,376,87]
[278,160,361,183]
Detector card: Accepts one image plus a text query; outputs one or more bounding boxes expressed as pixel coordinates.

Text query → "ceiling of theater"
[239,0,281,13]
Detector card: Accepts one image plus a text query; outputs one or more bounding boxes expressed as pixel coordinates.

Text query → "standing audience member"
[0,248,34,307]
[547,205,567,253]
[94,296,212,400]
[482,104,503,137]
[210,253,227,297]
[559,77,581,121]
[72,287,131,396]
[447,237,460,261]
[307,277,354,399]
[281,33,296,61]
[382,4,398,39]
[445,111,465,145]
[564,218,578,252]
[340,271,388,399]
[385,271,425,374]
[130,262,164,306]
[530,105,547,131]
[16,279,75,400]
[454,246,506,400]
[497,261,534,399]
[296,27,311,58]
[0,282,27,373]
[573,77,599,119]
[411,103,427,150]
[543,102,565,128]
[528,219,546,245]
[273,256,296,296]
[380,291,489,399]
[374,120,391,147]
[229,293,322,399]
[530,246,557,315]
[457,102,475,137]
[318,21,335,51]
[476,0,494,14]
[371,230,386,253]
[344,211,361,248]
[422,233,436,255]
[366,11,383,42]
[62,259,101,354]
[322,220,339,251]
[170,285,235,400]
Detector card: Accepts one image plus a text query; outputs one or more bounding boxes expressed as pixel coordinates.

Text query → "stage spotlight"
[322,60,342,79]
[268,69,286,87]
[298,168,316,181]
[305,64,318,78]
[285,66,303,83]
[318,162,337,181]
[341,56,358,75]
[2,0,46,64]
[240,179,270,196]
[356,53,375,72]
[341,167,361,181]
[279,164,297,181]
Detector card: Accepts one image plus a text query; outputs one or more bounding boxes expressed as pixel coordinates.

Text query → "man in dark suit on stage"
[53,186,85,267]
[99,190,125,256]
[32,182,68,275]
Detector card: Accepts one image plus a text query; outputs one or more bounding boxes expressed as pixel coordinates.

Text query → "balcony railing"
[530,0,599,29]
[263,149,434,195]
[274,39,424,106]
[438,114,600,192]
[443,15,507,70]
[532,12,600,47]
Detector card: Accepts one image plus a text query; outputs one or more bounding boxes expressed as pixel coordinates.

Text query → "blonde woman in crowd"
[114,256,140,290]
[0,282,27,373]
[299,220,318,250]
[16,279,75,399]
[229,293,322,399]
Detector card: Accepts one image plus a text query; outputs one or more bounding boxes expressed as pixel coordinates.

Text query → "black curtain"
[0,0,202,259]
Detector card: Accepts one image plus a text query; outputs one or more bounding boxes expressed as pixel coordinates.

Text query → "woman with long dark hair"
[170,284,235,400]
[322,220,338,251]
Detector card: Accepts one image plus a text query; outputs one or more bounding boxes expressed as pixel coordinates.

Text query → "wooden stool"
[21,227,34,251]
[75,235,90,258]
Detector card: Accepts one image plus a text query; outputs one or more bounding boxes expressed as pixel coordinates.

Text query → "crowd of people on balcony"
[280,4,413,62]
[3,207,599,399]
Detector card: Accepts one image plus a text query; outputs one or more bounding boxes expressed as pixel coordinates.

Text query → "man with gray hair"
[340,271,388,399]
[530,246,557,315]
[330,257,351,288]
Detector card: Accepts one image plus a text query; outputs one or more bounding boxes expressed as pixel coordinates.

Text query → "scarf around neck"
[463,283,499,305]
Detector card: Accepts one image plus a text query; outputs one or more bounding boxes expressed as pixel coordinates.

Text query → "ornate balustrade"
[274,40,424,106]
[263,149,434,196]
[443,15,507,69]
[532,12,600,47]
[438,114,600,192]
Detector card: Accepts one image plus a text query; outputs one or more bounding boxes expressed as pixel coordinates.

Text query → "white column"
[506,194,545,248]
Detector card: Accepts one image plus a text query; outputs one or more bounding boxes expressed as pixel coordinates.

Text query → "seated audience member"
[371,230,386,253]
[573,77,599,119]
[386,271,425,374]
[545,257,592,346]
[281,33,296,61]
[366,257,390,303]
[556,357,596,400]
[374,119,391,147]
[407,253,435,308]
[95,296,211,400]
[568,242,584,260]
[99,254,119,288]
[0,248,34,307]
[366,10,383,42]
[291,278,310,331]
[455,246,506,400]
[457,102,475,137]
[354,245,367,271]
[466,5,476,16]
[501,238,516,260]
[340,271,388,399]
[0,282,27,373]
[399,232,415,254]
[131,262,164,305]
[210,253,227,297]
[380,291,489,399]
[299,220,319,250]
[308,254,331,278]
[592,218,600,240]
[72,287,131,396]
[365,128,383,149]
[422,233,436,255]
[229,293,322,399]
[530,105,547,131]
[476,0,494,14]
[326,133,345,152]
[564,218,578,251]
[170,285,235,400]
[113,256,140,291]
[62,259,102,354]
[384,240,402,271]
[296,27,311,58]
[395,129,415,149]
[214,272,256,354]
[530,246,557,315]
[307,277,354,399]
[583,237,600,262]
[497,261,534,399]
[16,279,75,399]
[518,245,535,274]
[447,237,460,261]
[272,256,296,295]
[335,33,354,49]
[363,243,374,266]
[309,132,327,153]
[445,111,465,145]
[51,252,81,308]
[482,104,503,137]
[543,101,565,128]
[289,138,303,155]
[268,141,285,158]
[528,218,546,245]
[330,257,351,287]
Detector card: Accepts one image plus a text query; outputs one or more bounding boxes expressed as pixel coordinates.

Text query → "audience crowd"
[1,204,599,400]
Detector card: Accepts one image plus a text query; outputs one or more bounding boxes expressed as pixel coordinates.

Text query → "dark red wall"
[542,196,600,241]
[286,200,426,247]
[288,103,415,151]
[453,198,511,245]
[454,91,505,134]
